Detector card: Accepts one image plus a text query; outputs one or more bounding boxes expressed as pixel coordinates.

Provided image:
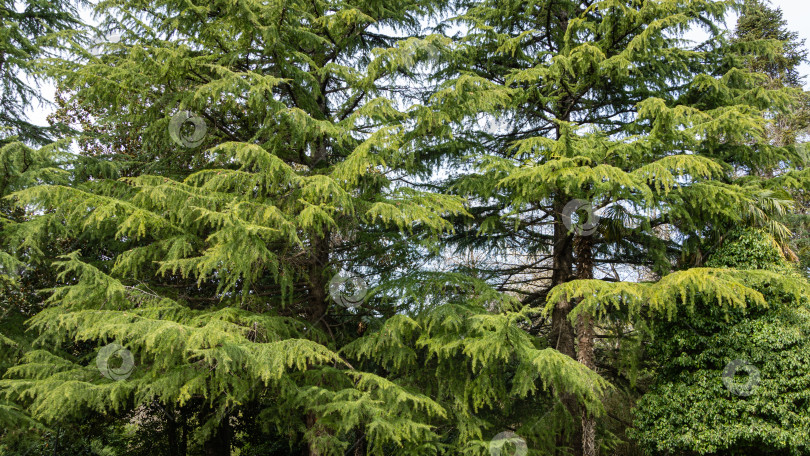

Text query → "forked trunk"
[550,199,582,456]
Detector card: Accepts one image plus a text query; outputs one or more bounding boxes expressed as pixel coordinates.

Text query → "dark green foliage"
[0,0,81,146]
[705,228,794,272]
[734,0,807,88]
[632,230,810,455]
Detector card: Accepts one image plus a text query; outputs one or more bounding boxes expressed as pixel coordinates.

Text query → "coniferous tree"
[626,5,810,452]
[0,0,80,146]
[3,0,809,454]
[733,0,810,275]
[734,0,807,89]
[427,0,810,454]
[1,0,606,454]
[0,1,83,451]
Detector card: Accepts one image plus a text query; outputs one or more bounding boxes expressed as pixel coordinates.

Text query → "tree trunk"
[307,232,330,323]
[203,418,231,456]
[179,412,188,456]
[304,73,331,448]
[550,199,581,456]
[167,409,179,456]
[550,199,576,356]
[575,235,597,456]
[353,429,367,456]
[306,411,331,456]
[305,231,331,456]
[577,311,597,456]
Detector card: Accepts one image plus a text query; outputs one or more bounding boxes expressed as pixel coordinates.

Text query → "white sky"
[24,0,810,127]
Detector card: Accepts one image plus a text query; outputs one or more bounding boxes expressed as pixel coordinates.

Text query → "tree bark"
[353,429,367,456]
[550,199,581,456]
[306,411,331,456]
[305,231,331,456]
[303,63,333,455]
[307,232,330,324]
[577,311,597,456]
[550,199,576,356]
[166,409,179,456]
[575,235,597,456]
[203,414,231,456]
[179,412,188,456]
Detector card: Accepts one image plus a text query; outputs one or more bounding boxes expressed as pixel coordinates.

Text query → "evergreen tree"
[427,0,809,453]
[732,0,810,275]
[1,0,606,454]
[3,0,809,454]
[0,0,80,146]
[0,1,83,451]
[734,0,807,89]
[629,9,810,451]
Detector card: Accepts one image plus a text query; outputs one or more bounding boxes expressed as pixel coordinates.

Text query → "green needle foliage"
[425,0,810,453]
[1,0,809,455]
[0,0,81,146]
[0,0,81,439]
[1,0,607,454]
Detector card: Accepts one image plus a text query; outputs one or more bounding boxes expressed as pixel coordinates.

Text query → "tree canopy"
[1,0,809,455]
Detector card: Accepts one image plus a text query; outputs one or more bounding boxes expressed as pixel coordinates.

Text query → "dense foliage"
[428,0,810,453]
[0,0,808,455]
[633,229,810,454]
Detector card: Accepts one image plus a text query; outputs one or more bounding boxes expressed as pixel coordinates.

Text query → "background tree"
[628,6,810,453]
[732,0,810,275]
[632,229,810,454]
[0,0,80,146]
